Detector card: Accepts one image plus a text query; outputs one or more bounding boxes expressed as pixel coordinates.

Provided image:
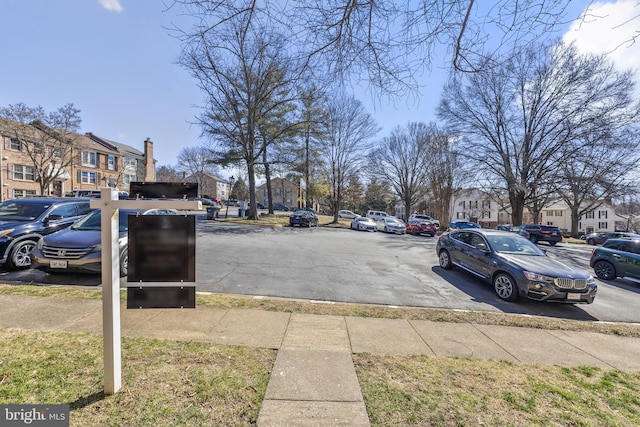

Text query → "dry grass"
[355,354,640,426]
[0,328,275,426]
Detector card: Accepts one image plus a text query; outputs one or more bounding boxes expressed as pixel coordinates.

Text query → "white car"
[409,214,440,227]
[350,216,377,231]
[377,217,406,234]
[338,210,359,219]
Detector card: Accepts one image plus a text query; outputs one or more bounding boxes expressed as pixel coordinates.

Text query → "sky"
[1,1,638,173]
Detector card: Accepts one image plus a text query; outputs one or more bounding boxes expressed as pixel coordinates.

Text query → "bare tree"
[320,94,379,222]
[177,146,219,197]
[368,122,432,220]
[438,40,640,226]
[156,164,182,182]
[423,128,470,226]
[556,131,640,237]
[0,103,82,195]
[178,10,301,219]
[169,1,576,95]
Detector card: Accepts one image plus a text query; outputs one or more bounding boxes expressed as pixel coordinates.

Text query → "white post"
[98,188,121,394]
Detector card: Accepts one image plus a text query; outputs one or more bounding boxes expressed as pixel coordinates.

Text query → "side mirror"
[43,214,63,223]
[476,243,489,252]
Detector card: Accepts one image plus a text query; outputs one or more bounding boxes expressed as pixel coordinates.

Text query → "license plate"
[50,260,68,269]
[567,292,582,300]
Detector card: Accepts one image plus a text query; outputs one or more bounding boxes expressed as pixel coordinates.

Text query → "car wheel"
[493,273,519,302]
[549,241,557,246]
[529,235,538,244]
[438,250,453,270]
[412,229,419,236]
[429,233,435,237]
[8,240,37,269]
[119,251,128,277]
[587,238,596,245]
[594,260,616,280]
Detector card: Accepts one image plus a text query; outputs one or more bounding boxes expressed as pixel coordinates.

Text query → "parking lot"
[2,218,640,323]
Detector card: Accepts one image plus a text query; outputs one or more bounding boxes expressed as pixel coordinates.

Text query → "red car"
[406,219,437,236]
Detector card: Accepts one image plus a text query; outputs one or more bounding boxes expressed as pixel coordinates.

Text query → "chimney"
[144,138,155,182]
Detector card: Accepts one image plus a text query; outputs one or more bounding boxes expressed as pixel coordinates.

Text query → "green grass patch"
[0,328,275,426]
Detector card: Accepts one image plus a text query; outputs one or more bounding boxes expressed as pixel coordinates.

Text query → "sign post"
[91,187,201,395]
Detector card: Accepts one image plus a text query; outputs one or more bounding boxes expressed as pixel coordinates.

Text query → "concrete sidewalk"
[2,294,640,426]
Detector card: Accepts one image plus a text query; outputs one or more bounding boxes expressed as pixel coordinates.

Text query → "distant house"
[450,188,501,227]
[542,201,626,234]
[255,178,303,209]
[183,172,228,201]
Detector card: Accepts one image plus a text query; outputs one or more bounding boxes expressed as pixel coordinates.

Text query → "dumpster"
[206,206,220,220]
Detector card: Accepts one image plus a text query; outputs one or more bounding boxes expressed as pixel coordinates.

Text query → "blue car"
[449,220,480,230]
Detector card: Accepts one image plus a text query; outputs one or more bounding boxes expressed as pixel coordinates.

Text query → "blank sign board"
[128,215,196,282]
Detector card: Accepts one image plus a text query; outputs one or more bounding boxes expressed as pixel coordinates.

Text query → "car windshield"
[0,201,50,221]
[71,209,135,232]
[486,235,546,256]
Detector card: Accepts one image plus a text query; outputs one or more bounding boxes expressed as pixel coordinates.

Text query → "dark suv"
[590,238,640,281]
[0,198,92,269]
[518,224,563,245]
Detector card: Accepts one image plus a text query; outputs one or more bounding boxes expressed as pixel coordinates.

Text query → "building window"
[123,173,136,184]
[81,171,96,184]
[12,165,35,181]
[10,138,21,151]
[107,155,116,170]
[52,147,63,158]
[586,211,595,219]
[81,151,97,167]
[598,210,608,219]
[598,222,608,229]
[124,157,137,168]
[12,189,37,198]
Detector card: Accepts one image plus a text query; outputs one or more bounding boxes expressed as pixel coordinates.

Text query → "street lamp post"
[225,175,235,219]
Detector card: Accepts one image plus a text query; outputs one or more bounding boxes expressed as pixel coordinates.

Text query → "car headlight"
[92,244,101,252]
[523,271,554,283]
[36,238,44,250]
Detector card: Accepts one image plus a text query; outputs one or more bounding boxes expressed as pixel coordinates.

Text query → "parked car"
[517,224,563,245]
[494,224,516,232]
[0,198,93,269]
[436,229,597,303]
[350,216,377,232]
[274,204,289,211]
[377,217,406,234]
[584,231,640,245]
[226,199,240,207]
[590,238,640,281]
[449,220,480,229]
[409,214,440,227]
[366,210,389,221]
[338,210,359,219]
[289,210,319,227]
[31,208,176,277]
[406,219,437,237]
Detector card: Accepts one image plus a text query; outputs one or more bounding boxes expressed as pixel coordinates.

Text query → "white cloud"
[98,0,123,13]
[564,0,640,74]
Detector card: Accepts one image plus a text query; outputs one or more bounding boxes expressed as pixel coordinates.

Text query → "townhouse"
[255,177,304,209]
[0,117,155,201]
